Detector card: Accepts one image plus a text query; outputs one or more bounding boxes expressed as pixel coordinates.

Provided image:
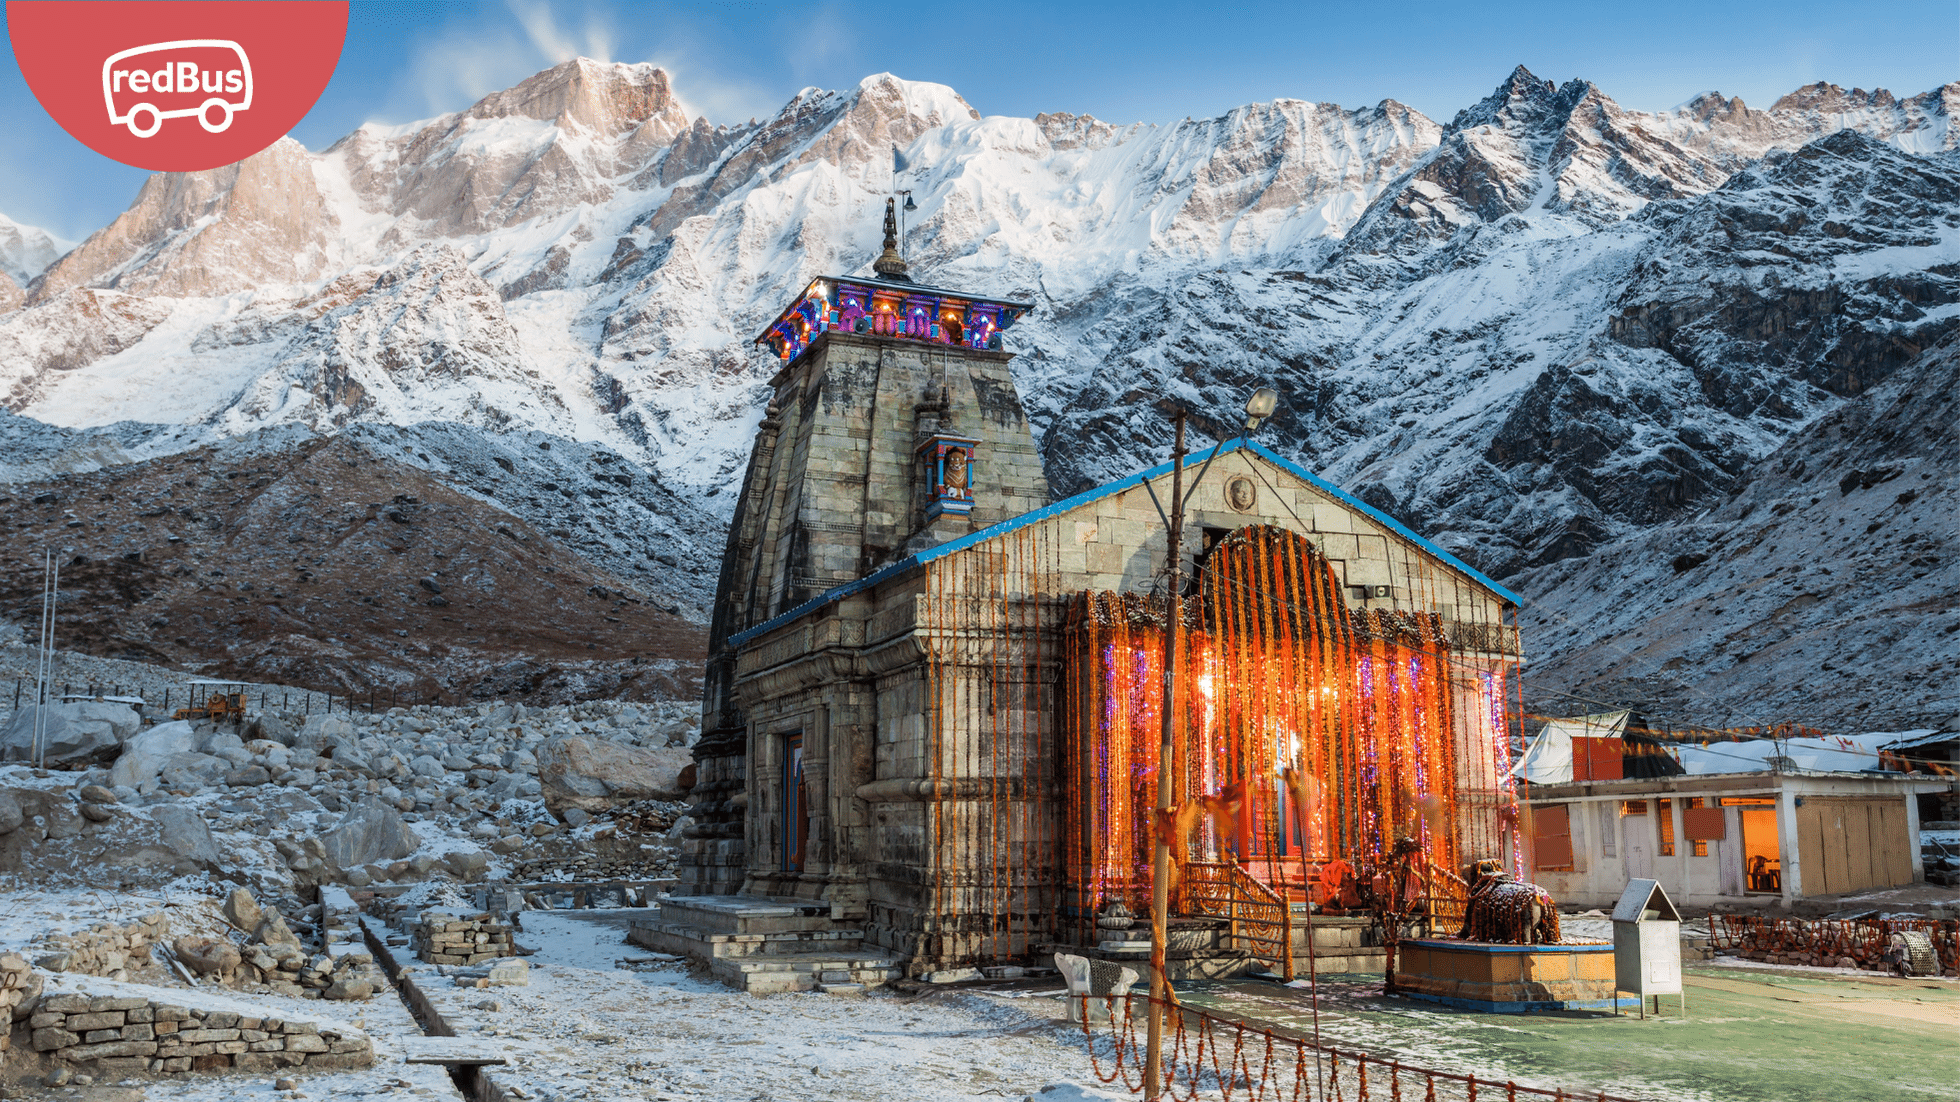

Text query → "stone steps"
[709,951,904,995]
[627,918,865,960]
[629,894,901,993]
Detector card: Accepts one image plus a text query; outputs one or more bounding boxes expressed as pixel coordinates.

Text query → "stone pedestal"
[1393,938,1636,1013]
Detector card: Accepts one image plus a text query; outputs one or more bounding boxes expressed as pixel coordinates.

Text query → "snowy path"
[414,910,1111,1102]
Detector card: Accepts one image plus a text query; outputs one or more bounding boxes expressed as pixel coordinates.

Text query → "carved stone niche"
[917,433,979,521]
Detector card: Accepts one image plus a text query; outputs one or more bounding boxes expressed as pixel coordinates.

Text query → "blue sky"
[2,0,1955,243]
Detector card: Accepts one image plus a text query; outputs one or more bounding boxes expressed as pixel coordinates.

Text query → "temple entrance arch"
[1064,525,1490,929]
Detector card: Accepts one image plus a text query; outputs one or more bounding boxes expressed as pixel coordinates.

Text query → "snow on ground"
[25,956,463,1100]
[1558,913,1712,941]
[415,909,1107,1102]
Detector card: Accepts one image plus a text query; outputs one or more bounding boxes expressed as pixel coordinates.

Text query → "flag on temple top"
[893,143,912,175]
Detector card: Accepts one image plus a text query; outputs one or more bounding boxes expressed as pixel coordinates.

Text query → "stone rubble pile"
[0,953,46,1053]
[26,993,373,1074]
[31,915,165,979]
[5,696,697,892]
[413,910,515,965]
[165,889,385,1000]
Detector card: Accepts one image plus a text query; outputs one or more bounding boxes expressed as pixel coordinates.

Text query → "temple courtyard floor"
[439,913,1960,1102]
[13,907,1952,1101]
[1183,962,1960,1102]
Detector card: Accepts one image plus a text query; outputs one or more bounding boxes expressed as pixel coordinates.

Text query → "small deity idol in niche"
[944,449,970,492]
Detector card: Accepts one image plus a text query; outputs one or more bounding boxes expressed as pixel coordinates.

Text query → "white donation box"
[1612,878,1683,1017]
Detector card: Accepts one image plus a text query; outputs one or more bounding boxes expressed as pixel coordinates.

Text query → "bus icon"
[101,40,253,138]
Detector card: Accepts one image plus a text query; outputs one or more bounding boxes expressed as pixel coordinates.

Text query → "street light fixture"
[1243,387,1278,432]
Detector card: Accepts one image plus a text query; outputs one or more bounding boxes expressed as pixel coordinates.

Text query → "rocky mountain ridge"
[0,61,1954,726]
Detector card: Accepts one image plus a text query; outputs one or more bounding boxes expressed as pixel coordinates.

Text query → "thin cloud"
[508,0,616,65]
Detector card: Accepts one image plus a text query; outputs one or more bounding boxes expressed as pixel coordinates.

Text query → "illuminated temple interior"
[677,210,1524,975]
[1065,527,1517,932]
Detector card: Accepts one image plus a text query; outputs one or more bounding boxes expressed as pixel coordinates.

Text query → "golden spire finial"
[873,197,909,279]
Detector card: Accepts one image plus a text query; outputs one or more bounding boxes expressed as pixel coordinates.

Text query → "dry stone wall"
[26,993,372,1074]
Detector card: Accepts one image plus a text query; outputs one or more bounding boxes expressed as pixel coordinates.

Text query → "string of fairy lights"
[1162,454,1956,775]
[1063,525,1519,928]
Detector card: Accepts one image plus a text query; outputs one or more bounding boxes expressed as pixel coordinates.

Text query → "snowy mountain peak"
[853,72,982,125]
[1771,80,1899,114]
[32,136,335,302]
[466,56,689,139]
[1447,64,1561,132]
[0,211,68,286]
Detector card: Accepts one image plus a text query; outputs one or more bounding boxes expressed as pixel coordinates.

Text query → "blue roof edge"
[1237,439,1521,606]
[726,438,1517,648]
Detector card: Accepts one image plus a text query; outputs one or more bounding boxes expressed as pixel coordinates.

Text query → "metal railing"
[1182,862,1294,981]
[1425,865,1470,934]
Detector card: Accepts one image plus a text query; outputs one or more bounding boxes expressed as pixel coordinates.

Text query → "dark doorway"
[784,733,806,872]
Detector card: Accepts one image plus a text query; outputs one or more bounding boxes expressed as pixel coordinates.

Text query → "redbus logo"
[7,1,346,172]
[103,40,253,137]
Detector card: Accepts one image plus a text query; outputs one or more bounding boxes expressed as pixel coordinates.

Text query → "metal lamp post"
[1143,387,1279,1101]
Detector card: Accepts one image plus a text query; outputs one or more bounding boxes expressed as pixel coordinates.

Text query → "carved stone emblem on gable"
[1227,476,1258,512]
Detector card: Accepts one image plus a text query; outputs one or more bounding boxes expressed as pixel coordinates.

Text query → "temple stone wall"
[720,445,1518,970]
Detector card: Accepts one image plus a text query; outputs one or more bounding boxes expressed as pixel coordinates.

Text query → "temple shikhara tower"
[652,201,1526,989]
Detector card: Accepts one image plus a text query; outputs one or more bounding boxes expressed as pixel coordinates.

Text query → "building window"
[1598,803,1616,857]
[1684,797,1710,856]
[1533,804,1573,871]
[1622,799,1647,816]
[1657,798,1676,856]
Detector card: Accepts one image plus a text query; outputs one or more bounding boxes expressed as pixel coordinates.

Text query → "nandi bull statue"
[1458,858,1561,944]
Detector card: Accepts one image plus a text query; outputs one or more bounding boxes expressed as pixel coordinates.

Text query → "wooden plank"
[1796,803,1830,896]
[1877,801,1911,887]
[1684,806,1726,841]
[1533,805,1572,870]
[1819,803,1849,895]
[1845,800,1874,894]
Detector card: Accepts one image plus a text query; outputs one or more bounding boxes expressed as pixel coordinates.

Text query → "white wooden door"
[1624,806,1653,881]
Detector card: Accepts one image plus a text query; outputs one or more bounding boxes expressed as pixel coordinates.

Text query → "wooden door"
[1623,801,1652,881]
[1796,798,1916,896]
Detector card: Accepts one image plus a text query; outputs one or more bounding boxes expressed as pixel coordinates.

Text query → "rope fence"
[1077,993,1647,1102]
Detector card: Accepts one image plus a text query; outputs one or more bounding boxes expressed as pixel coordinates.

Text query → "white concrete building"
[1522,769,1950,909]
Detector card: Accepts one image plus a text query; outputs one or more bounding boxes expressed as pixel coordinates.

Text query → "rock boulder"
[107,721,198,789]
[174,937,240,977]
[149,804,223,867]
[222,887,263,932]
[319,801,421,870]
[0,703,139,765]
[536,735,688,819]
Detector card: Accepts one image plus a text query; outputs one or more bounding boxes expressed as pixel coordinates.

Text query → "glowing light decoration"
[754,275,1030,362]
[1063,525,1510,930]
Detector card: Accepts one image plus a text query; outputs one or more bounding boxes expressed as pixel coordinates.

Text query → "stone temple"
[641,203,1527,991]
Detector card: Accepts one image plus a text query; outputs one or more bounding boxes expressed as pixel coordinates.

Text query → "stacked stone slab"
[0,954,46,1052]
[412,910,514,965]
[27,994,373,1073]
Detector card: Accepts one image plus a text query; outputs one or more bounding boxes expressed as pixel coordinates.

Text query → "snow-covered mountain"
[1,61,1954,725]
[0,212,67,308]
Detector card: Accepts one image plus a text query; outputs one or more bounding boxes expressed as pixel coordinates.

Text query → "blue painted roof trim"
[726,439,1517,647]
[1235,439,1521,605]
